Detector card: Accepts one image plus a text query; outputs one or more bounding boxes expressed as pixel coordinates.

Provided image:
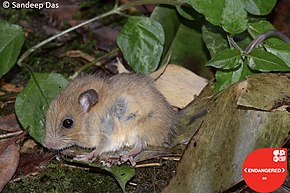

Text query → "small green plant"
[116,0,290,91]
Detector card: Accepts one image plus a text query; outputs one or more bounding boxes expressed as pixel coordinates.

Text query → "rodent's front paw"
[74,150,99,162]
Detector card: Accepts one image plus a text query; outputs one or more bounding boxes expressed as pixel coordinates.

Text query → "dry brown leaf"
[152,64,208,108]
[88,22,120,51]
[0,114,22,132]
[0,138,17,155]
[116,58,130,74]
[15,152,55,178]
[0,143,20,192]
[20,139,39,154]
[1,83,23,93]
[164,73,290,193]
[41,1,81,27]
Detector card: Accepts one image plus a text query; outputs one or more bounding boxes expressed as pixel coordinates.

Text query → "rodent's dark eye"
[62,118,74,129]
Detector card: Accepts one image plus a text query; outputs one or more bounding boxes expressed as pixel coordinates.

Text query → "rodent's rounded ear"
[78,89,99,113]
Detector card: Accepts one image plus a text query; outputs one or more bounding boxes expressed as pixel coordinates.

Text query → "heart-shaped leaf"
[185,0,225,26]
[221,0,248,35]
[206,49,241,69]
[0,21,24,78]
[66,159,135,193]
[117,16,165,74]
[15,73,68,143]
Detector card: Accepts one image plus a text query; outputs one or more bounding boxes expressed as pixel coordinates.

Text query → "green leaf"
[176,4,197,21]
[221,0,248,35]
[150,5,180,65]
[185,0,225,26]
[201,23,228,57]
[248,21,274,36]
[15,73,68,143]
[247,49,290,72]
[248,21,284,45]
[206,49,241,69]
[169,24,208,69]
[245,0,277,15]
[0,21,24,78]
[215,62,253,91]
[66,159,135,193]
[117,16,164,74]
[151,6,208,75]
[265,44,290,68]
[108,165,135,192]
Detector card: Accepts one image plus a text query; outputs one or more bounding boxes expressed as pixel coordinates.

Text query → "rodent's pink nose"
[43,139,53,149]
[43,138,60,149]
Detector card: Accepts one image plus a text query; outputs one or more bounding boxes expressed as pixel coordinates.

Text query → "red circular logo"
[242,148,287,192]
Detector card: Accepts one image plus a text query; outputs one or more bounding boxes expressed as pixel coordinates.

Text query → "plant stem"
[17,0,186,67]
[245,30,290,54]
[69,48,120,79]
[17,9,117,66]
[117,0,185,12]
[227,35,242,52]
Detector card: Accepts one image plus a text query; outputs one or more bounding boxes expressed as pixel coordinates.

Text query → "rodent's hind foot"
[120,155,136,166]
[74,150,99,162]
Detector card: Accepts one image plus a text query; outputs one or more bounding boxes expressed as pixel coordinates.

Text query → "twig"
[135,162,162,168]
[162,157,181,161]
[69,48,119,79]
[0,131,23,139]
[17,0,185,67]
[17,9,118,67]
[128,182,138,186]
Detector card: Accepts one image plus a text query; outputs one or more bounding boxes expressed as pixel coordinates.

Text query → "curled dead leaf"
[164,73,290,193]
[0,143,20,192]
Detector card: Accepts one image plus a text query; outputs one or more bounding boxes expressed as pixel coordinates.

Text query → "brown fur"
[44,73,176,156]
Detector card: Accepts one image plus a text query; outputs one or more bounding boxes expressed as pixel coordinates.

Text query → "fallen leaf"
[41,1,81,27]
[0,137,18,155]
[164,73,290,193]
[1,83,23,93]
[15,151,55,178]
[0,114,22,132]
[88,21,120,51]
[0,143,20,192]
[115,57,130,74]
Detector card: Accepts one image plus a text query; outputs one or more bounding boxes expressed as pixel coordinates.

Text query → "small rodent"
[44,73,176,166]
